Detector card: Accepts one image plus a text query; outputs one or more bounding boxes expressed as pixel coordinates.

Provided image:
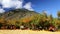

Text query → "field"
[0,30,60,34]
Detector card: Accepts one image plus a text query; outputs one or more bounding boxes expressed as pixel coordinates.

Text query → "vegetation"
[0,9,60,31]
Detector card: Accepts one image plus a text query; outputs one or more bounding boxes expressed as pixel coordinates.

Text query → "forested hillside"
[0,9,60,31]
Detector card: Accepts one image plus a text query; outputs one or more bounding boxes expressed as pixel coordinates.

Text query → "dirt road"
[0,30,60,34]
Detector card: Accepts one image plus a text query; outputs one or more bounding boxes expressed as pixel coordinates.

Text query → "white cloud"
[0,0,34,12]
[15,0,23,9]
[0,8,5,13]
[23,2,34,11]
[2,0,23,8]
[0,0,2,3]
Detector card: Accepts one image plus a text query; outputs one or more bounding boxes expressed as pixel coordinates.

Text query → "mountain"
[0,9,39,25]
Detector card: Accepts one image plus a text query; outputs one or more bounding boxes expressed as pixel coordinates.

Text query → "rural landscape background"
[0,0,60,34]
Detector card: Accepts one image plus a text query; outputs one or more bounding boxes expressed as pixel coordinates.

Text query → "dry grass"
[0,30,60,34]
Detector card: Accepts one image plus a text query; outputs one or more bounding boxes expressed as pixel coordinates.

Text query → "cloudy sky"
[0,0,34,13]
[0,0,60,17]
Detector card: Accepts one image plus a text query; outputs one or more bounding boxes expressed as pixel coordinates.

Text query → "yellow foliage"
[0,18,5,23]
[20,16,35,23]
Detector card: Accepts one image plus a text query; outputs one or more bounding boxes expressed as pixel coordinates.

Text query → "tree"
[57,11,60,20]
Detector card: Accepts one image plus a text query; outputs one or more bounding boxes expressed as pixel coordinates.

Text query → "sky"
[0,0,60,17]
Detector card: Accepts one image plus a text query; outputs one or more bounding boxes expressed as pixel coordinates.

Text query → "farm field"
[0,30,60,34]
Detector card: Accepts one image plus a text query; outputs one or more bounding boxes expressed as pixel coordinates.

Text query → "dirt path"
[0,30,60,34]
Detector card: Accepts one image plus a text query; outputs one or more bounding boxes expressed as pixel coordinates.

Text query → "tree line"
[0,10,60,31]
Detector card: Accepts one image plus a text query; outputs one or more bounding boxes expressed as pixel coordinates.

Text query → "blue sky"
[0,0,60,17]
[26,0,60,17]
[24,0,60,17]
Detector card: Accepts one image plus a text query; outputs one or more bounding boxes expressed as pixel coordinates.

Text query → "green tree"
[57,11,60,20]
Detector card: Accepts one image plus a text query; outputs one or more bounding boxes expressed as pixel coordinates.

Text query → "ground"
[0,30,60,34]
